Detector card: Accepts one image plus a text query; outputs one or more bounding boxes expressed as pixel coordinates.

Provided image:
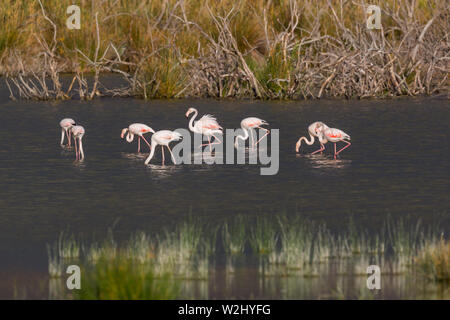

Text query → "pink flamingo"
[318,128,351,159]
[234,117,270,148]
[71,125,85,161]
[60,118,76,148]
[186,107,223,152]
[144,130,182,165]
[121,123,154,153]
[295,121,329,154]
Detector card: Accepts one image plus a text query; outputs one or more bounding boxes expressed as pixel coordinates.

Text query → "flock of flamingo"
[59,107,351,164]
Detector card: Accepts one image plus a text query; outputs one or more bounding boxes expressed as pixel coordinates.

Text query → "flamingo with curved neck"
[234,117,269,149]
[60,118,76,148]
[71,125,85,161]
[186,107,222,152]
[121,123,154,153]
[296,121,329,154]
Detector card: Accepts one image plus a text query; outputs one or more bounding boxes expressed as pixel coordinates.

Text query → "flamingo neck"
[60,129,65,145]
[299,133,315,147]
[235,127,249,147]
[188,110,198,132]
[126,132,134,143]
[144,143,156,165]
[78,138,85,160]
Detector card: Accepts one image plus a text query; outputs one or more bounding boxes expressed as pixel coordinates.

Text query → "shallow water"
[0,82,448,298]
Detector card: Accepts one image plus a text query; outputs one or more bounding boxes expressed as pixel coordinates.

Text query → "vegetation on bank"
[46,215,448,299]
[1,0,448,100]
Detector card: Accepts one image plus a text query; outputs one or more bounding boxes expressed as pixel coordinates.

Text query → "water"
[0,81,448,298]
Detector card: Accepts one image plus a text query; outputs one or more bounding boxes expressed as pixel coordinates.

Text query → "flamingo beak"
[295,141,300,153]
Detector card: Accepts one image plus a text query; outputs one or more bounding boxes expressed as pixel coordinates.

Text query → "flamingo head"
[234,138,239,149]
[314,122,326,135]
[120,128,128,139]
[185,107,197,118]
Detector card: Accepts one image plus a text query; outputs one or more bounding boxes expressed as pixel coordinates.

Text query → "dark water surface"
[0,85,448,298]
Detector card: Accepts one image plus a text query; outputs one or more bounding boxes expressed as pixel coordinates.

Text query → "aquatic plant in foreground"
[45,214,448,299]
[415,236,450,282]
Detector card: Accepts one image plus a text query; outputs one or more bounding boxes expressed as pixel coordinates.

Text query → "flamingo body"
[60,118,76,147]
[144,130,182,165]
[319,128,351,159]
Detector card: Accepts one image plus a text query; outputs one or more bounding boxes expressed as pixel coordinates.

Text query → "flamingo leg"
[141,135,152,149]
[211,134,222,145]
[68,130,72,147]
[311,143,325,155]
[74,138,78,160]
[255,127,270,145]
[201,136,213,152]
[167,145,176,164]
[334,143,337,160]
[250,129,254,148]
[64,130,70,147]
[336,141,351,155]
[161,146,165,165]
[138,137,141,153]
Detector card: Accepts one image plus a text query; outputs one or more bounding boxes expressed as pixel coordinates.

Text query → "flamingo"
[144,130,182,165]
[121,123,154,153]
[60,118,76,148]
[234,117,270,149]
[186,107,223,152]
[318,128,351,159]
[71,125,85,161]
[295,121,329,154]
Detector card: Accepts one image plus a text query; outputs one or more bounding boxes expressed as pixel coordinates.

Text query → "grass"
[415,236,450,282]
[46,243,63,278]
[57,232,80,259]
[76,255,180,300]
[249,216,278,254]
[2,0,448,99]
[222,214,247,254]
[45,214,448,299]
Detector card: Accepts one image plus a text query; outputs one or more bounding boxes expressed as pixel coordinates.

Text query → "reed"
[57,232,80,259]
[415,236,450,282]
[76,255,179,300]
[83,230,117,262]
[46,243,63,278]
[222,215,247,254]
[126,232,154,264]
[44,214,446,299]
[2,0,448,100]
[249,216,278,254]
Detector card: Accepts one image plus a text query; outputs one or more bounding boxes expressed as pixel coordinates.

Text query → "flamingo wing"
[199,114,222,130]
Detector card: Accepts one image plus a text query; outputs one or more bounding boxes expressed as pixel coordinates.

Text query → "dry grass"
[415,236,450,282]
[4,0,448,99]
